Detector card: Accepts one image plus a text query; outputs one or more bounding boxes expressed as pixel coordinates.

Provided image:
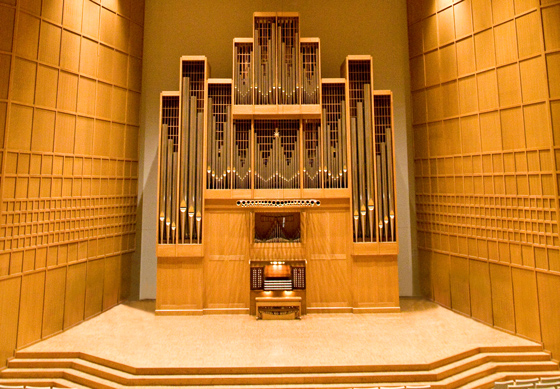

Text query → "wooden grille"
[277,16,300,105]
[254,17,276,105]
[322,82,347,189]
[348,59,376,242]
[374,93,396,242]
[207,83,232,190]
[301,42,319,104]
[233,120,251,189]
[159,95,180,244]
[254,120,300,189]
[234,43,253,105]
[303,119,321,189]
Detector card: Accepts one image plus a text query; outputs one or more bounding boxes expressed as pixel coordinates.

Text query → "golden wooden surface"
[449,255,470,316]
[489,263,515,333]
[409,0,560,360]
[0,278,21,371]
[512,267,541,341]
[16,272,45,349]
[85,259,105,319]
[156,257,203,312]
[156,20,400,315]
[0,0,143,367]
[42,267,67,338]
[537,272,560,365]
[157,205,399,313]
[352,255,399,310]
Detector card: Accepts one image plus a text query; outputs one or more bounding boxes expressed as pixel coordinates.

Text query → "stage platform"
[1,298,558,389]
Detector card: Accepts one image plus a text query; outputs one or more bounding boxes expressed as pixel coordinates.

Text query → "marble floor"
[21,299,538,369]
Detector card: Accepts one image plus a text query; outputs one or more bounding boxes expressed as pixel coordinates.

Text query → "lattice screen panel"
[233,120,251,190]
[322,82,347,189]
[207,83,232,190]
[303,119,321,189]
[254,120,300,189]
[234,42,253,105]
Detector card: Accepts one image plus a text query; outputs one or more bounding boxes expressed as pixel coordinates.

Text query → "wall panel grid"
[408,0,560,360]
[0,0,143,368]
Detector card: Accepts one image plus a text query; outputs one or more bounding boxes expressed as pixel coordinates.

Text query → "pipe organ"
[156,13,400,316]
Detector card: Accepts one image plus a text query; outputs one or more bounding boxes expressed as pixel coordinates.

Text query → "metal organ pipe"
[188,95,197,241]
[381,145,389,242]
[159,123,168,243]
[235,44,253,105]
[166,63,205,245]
[322,108,328,186]
[356,101,367,242]
[386,126,395,240]
[226,106,231,187]
[350,117,359,241]
[170,31,396,246]
[376,153,384,237]
[166,138,173,244]
[341,101,347,187]
[320,83,347,190]
[196,112,203,243]
[180,77,190,244]
[207,97,213,188]
[171,150,177,243]
[363,84,375,242]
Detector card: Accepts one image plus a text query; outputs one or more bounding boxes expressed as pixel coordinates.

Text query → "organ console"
[155,12,400,317]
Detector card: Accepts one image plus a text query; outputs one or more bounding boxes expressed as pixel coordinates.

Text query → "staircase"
[0,345,558,389]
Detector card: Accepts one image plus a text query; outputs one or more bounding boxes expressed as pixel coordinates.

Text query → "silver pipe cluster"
[374,94,396,242]
[321,90,347,190]
[179,71,204,244]
[207,85,232,190]
[235,43,253,105]
[301,42,319,104]
[254,17,276,105]
[237,199,320,207]
[233,120,251,189]
[159,122,178,245]
[158,96,180,244]
[303,120,321,188]
[254,120,300,189]
[277,17,299,105]
[253,16,301,105]
[350,78,375,243]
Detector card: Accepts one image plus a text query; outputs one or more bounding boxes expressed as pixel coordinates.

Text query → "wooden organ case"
[155,13,400,316]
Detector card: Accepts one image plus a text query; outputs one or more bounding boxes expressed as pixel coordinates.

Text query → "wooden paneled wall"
[0,0,144,367]
[408,0,560,360]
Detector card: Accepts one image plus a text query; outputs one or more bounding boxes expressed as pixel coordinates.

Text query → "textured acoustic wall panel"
[408,0,560,360]
[0,0,144,368]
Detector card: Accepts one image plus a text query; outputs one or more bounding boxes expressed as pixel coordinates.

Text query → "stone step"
[0,360,558,388]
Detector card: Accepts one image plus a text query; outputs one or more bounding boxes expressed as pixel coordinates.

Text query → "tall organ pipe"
[376,154,384,239]
[166,138,173,244]
[180,77,190,243]
[341,101,347,187]
[350,117,359,241]
[207,97,213,188]
[363,84,375,242]
[386,126,395,239]
[159,124,168,243]
[188,95,197,241]
[196,112,203,243]
[226,105,231,187]
[356,101,367,242]
[171,151,177,242]
[381,146,389,242]
[322,108,328,185]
